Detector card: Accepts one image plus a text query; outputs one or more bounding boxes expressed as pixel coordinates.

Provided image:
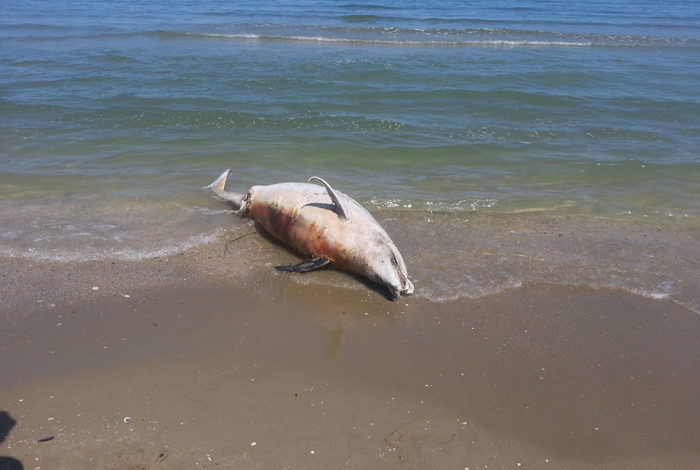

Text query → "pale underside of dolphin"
[205,170,414,299]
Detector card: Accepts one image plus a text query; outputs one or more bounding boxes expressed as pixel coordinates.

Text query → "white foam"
[188,32,593,48]
[628,288,670,301]
[367,197,497,212]
[412,278,524,303]
[0,229,227,263]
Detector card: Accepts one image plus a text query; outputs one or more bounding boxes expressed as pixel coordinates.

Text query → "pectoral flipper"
[275,257,331,273]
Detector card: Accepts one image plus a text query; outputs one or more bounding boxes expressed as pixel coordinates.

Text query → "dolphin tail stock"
[204,169,246,211]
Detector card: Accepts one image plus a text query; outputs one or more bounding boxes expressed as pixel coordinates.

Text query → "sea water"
[1,1,698,310]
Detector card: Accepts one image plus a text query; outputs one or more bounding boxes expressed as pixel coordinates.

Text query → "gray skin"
[206,170,413,299]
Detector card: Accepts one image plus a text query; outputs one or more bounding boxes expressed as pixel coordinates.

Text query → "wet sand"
[1,246,699,469]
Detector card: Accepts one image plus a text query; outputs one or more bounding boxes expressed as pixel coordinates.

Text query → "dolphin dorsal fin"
[308,176,348,221]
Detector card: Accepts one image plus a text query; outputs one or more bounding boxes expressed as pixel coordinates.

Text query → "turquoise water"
[1,1,699,309]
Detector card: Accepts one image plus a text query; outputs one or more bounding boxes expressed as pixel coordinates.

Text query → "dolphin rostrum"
[205,170,414,299]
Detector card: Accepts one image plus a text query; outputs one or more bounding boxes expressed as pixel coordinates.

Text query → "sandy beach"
[1,241,699,470]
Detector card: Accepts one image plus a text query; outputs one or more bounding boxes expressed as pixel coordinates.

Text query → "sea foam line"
[0,229,227,263]
[183,31,594,47]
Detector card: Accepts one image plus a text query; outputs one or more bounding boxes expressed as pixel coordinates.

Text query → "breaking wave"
[138,22,700,50]
[178,30,597,48]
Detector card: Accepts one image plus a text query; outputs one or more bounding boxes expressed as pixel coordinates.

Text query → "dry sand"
[1,245,699,469]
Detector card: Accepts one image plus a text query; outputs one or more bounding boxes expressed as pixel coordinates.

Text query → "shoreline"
[3,206,698,314]
[2,252,699,469]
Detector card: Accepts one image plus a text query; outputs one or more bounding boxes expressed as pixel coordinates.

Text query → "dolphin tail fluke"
[204,169,231,192]
[204,169,245,211]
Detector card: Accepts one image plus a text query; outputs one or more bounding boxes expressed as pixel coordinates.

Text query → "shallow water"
[1,1,698,310]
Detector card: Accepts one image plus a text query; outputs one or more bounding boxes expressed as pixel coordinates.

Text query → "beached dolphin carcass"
[205,170,414,299]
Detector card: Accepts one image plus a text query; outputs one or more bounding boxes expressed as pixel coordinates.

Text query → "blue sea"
[1,1,698,310]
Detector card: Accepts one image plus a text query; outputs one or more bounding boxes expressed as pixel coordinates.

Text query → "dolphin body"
[206,170,414,299]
